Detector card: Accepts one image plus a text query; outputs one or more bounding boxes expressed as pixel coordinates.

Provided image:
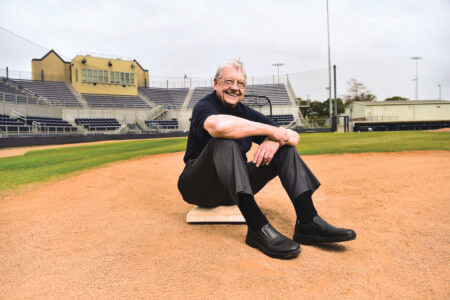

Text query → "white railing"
[366,115,400,121]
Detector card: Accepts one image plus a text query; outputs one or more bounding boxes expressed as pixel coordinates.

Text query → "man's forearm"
[204,114,276,139]
[286,129,300,147]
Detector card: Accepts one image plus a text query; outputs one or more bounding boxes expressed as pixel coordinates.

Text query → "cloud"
[0,0,448,100]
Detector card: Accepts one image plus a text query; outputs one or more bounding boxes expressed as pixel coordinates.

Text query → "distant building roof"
[353,100,450,106]
[32,49,70,64]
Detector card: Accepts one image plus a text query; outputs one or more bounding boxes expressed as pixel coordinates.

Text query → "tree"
[347,78,366,98]
[295,97,310,106]
[323,98,345,115]
[303,98,345,119]
[345,78,376,106]
[296,97,312,117]
[385,96,409,101]
[308,100,328,117]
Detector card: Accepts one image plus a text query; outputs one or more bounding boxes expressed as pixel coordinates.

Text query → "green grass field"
[0,131,449,192]
[297,131,450,155]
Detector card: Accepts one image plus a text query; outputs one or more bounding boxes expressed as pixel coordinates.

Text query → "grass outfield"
[297,131,450,155]
[0,131,449,192]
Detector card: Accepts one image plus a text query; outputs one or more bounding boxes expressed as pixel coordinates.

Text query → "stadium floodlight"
[409,56,422,100]
[272,63,284,84]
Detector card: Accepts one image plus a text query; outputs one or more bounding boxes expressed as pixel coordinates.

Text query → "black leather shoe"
[293,216,356,245]
[246,223,300,259]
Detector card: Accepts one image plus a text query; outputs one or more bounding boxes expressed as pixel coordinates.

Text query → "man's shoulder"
[241,103,263,117]
[193,92,217,111]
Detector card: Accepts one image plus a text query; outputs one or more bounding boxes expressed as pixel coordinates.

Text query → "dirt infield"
[0,149,449,298]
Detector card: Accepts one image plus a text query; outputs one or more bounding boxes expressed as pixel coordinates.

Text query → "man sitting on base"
[178,59,356,259]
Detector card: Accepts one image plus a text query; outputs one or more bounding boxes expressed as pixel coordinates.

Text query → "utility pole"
[326,0,332,119]
[438,84,441,100]
[410,56,422,100]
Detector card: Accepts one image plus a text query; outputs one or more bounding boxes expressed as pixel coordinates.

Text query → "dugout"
[346,100,450,132]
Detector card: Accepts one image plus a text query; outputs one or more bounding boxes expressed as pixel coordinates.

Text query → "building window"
[81,69,134,85]
[109,71,135,85]
[81,68,110,84]
[81,68,87,82]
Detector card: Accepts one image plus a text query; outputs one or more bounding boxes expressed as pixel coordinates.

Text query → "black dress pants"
[178,138,320,208]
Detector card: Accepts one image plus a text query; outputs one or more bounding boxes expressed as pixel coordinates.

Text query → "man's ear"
[213,79,218,88]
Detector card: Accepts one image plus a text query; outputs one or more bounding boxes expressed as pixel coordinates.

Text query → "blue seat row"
[146,119,179,129]
[75,118,121,131]
[265,114,294,125]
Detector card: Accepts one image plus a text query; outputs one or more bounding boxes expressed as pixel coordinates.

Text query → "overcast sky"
[1,0,449,101]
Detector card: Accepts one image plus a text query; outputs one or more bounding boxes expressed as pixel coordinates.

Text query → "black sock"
[293,191,318,224]
[237,193,268,231]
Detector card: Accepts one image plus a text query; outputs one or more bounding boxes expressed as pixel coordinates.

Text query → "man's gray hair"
[214,59,247,81]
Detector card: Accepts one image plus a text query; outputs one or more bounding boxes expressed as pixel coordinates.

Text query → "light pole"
[326,0,332,119]
[272,63,284,84]
[438,84,441,100]
[410,56,422,100]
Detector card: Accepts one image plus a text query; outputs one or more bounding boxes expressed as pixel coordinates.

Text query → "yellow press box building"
[31,50,149,96]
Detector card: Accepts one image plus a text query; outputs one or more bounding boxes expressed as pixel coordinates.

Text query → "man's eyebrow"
[223,78,247,82]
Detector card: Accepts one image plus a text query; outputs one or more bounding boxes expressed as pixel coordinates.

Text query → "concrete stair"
[181,88,195,110]
[68,85,89,108]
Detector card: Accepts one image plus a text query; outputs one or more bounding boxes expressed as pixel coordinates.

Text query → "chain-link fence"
[0,68,32,80]
[148,69,330,101]
[1,66,331,100]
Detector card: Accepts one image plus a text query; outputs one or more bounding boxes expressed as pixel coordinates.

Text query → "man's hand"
[253,139,280,167]
[268,126,290,146]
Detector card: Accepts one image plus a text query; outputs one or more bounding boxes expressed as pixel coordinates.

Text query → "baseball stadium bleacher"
[2,73,298,140]
[245,84,291,105]
[82,93,150,108]
[188,84,291,108]
[75,118,121,131]
[146,119,179,129]
[0,114,32,133]
[0,80,39,104]
[11,79,81,107]
[139,87,188,109]
[268,114,295,125]
[188,87,214,108]
[0,114,77,134]
[25,116,77,132]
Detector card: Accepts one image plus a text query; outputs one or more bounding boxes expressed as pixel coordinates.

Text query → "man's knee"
[209,138,240,152]
[271,145,300,166]
[278,145,298,156]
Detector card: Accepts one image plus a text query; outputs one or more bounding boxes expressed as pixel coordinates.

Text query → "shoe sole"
[245,238,300,259]
[294,233,356,245]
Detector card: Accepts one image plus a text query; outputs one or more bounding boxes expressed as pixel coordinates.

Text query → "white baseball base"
[186,205,246,223]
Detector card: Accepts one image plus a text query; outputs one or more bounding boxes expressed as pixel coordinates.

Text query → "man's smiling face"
[214,66,247,109]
